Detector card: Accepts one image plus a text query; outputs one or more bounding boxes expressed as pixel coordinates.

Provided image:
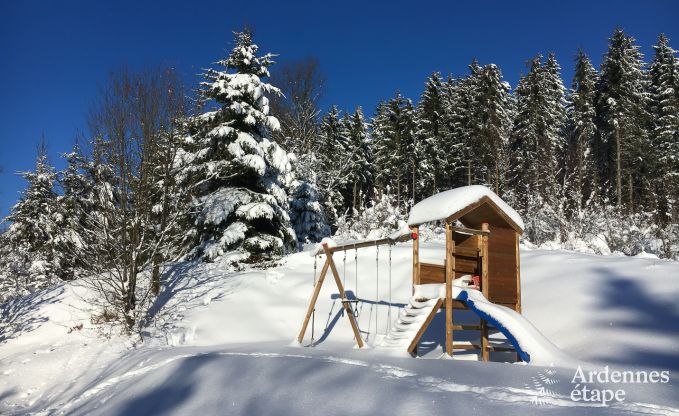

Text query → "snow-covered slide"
[456,288,578,367]
[380,282,578,367]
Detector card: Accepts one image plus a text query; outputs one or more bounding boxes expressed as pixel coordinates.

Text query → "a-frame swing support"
[297,243,365,348]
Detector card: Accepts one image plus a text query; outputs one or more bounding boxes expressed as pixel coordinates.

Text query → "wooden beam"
[406,298,443,354]
[445,222,454,357]
[480,222,490,362]
[297,258,330,344]
[324,232,414,254]
[322,244,365,348]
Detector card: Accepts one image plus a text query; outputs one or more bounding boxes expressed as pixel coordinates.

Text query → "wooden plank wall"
[487,226,519,309]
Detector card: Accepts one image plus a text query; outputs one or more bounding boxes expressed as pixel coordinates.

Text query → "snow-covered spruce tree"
[3,143,60,291]
[648,34,679,258]
[288,176,330,245]
[509,54,567,243]
[649,34,679,224]
[595,29,651,212]
[0,229,28,304]
[415,72,447,198]
[342,107,373,213]
[315,105,351,232]
[441,63,480,189]
[52,144,91,280]
[370,92,417,210]
[181,30,296,263]
[565,50,598,217]
[471,63,513,195]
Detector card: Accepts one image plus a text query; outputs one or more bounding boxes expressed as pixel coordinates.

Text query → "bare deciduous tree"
[81,67,187,331]
[269,58,325,154]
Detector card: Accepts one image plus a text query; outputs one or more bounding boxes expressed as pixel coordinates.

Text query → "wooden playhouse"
[407,185,524,359]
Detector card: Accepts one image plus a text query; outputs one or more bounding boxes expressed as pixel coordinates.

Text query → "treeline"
[277,29,678,259]
[0,29,678,324]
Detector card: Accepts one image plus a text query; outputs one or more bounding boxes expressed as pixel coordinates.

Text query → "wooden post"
[297,258,330,344]
[412,225,420,288]
[515,231,522,362]
[480,222,490,362]
[445,222,454,357]
[515,231,522,314]
[322,244,365,348]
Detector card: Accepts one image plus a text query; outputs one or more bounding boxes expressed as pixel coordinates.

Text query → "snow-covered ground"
[1,242,678,415]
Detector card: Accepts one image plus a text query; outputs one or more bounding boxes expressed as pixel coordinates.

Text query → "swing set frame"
[296,234,415,348]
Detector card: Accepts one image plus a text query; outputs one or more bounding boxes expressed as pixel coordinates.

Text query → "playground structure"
[297,185,527,361]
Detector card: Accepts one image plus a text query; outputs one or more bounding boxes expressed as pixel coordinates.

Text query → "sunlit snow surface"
[1,241,678,415]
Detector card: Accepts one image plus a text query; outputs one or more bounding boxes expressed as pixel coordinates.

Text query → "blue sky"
[1,0,677,218]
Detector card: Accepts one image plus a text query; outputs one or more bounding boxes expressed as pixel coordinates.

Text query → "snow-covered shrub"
[334,193,404,240]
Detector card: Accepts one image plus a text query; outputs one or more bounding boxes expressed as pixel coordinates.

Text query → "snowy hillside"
[1,243,678,415]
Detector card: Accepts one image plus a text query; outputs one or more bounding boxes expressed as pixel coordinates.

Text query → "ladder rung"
[452,343,481,350]
[487,345,515,352]
[452,325,482,330]
[450,343,516,352]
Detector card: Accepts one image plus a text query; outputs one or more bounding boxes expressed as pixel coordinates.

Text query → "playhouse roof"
[407,185,524,232]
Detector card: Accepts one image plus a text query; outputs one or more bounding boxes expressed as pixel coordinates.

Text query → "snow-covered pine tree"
[342,107,373,213]
[370,100,390,194]
[180,30,296,263]
[441,63,479,189]
[649,34,679,225]
[284,137,329,245]
[0,228,27,303]
[595,29,651,212]
[471,63,513,195]
[370,92,417,210]
[3,143,60,291]
[565,50,598,217]
[288,177,330,245]
[509,54,567,243]
[415,72,446,198]
[316,105,351,232]
[53,143,91,280]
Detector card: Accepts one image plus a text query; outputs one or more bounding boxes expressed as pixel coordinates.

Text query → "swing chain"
[343,248,347,288]
[375,241,379,338]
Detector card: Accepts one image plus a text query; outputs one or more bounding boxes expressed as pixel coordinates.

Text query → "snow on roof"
[407,185,524,230]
